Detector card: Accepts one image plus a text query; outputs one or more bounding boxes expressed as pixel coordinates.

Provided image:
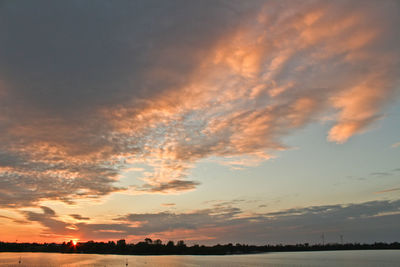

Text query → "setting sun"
[72,240,77,246]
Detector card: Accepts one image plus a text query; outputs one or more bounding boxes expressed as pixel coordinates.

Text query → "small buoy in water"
[18,256,21,264]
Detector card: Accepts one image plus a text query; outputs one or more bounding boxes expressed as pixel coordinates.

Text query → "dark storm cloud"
[22,199,400,244]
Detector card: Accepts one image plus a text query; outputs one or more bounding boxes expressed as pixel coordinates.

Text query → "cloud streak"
[375,188,400,194]
[0,0,399,206]
[392,142,400,148]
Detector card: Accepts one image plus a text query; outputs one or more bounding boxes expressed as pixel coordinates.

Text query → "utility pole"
[340,235,343,244]
[321,233,325,245]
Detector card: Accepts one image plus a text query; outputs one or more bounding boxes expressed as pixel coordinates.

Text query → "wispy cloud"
[0,0,399,207]
[70,214,91,221]
[134,180,200,194]
[375,187,400,194]
[370,172,392,177]
[0,214,28,224]
[392,142,400,148]
[161,203,176,207]
[22,207,75,237]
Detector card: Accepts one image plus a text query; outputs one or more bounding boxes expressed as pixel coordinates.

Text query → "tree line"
[0,239,399,255]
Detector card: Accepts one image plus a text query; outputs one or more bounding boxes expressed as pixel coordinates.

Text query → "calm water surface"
[0,250,399,267]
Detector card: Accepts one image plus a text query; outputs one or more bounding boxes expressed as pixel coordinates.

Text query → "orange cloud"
[0,0,398,205]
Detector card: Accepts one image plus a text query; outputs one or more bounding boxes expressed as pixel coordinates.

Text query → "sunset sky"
[0,0,399,245]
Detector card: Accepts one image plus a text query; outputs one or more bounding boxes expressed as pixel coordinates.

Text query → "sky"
[0,0,399,245]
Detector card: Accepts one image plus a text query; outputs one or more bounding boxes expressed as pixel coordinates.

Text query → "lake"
[0,250,399,266]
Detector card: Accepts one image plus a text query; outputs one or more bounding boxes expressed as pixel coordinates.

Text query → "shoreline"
[1,247,399,257]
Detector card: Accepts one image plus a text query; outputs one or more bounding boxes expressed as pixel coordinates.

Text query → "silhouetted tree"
[177,240,186,247]
[0,240,399,255]
[117,239,126,250]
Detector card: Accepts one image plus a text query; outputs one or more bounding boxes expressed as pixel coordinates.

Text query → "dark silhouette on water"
[0,239,399,255]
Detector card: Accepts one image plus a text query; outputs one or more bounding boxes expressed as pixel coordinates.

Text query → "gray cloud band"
[18,199,400,244]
